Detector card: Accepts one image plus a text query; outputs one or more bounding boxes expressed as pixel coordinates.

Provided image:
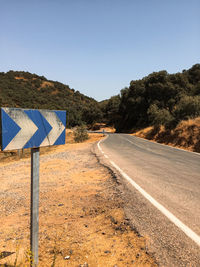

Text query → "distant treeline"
[0,71,103,127]
[102,64,200,132]
[1,65,200,132]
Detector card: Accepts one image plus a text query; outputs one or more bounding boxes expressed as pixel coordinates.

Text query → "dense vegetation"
[0,71,102,127]
[1,65,200,132]
[103,64,200,132]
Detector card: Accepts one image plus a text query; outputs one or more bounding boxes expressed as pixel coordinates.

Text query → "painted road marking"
[97,137,200,247]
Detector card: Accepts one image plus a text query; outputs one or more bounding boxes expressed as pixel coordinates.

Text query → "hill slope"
[105,64,200,132]
[0,71,102,127]
[133,117,200,152]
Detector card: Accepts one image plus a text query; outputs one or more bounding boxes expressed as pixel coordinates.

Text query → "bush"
[73,125,89,142]
[147,104,174,127]
[174,95,200,121]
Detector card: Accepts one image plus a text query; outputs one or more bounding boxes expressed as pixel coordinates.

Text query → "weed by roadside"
[73,125,89,143]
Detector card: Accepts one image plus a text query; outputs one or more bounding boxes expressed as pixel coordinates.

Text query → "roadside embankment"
[132,117,200,153]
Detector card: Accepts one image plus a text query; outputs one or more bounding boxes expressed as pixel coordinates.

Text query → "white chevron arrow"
[4,108,38,150]
[39,110,65,146]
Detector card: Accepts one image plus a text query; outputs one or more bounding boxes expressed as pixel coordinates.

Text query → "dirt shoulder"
[0,133,156,266]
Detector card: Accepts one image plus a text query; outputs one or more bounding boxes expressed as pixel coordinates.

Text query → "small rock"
[84,224,88,228]
[58,203,64,207]
[64,255,70,260]
[136,253,140,258]
[104,250,111,254]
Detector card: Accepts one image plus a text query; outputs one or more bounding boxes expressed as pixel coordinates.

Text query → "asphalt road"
[99,134,200,266]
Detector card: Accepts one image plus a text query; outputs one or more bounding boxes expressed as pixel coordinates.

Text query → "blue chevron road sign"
[1,107,66,151]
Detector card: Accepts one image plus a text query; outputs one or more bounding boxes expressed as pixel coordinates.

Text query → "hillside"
[133,117,200,152]
[0,71,102,127]
[103,64,200,132]
[100,64,200,152]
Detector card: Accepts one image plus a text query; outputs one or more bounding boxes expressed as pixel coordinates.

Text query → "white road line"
[97,137,200,247]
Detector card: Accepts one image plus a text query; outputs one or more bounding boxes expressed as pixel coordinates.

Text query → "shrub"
[73,125,89,142]
[174,95,200,121]
[147,104,175,128]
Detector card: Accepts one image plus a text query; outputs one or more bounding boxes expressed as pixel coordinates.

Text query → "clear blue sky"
[1,0,199,101]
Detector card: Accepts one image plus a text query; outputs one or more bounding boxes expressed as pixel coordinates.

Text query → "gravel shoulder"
[0,134,156,266]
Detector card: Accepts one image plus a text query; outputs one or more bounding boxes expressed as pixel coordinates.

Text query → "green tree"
[147,104,175,128]
[105,95,121,125]
[174,95,200,121]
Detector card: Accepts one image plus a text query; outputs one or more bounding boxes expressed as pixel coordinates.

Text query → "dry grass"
[15,77,28,81]
[37,81,54,91]
[40,81,54,88]
[15,77,54,91]
[133,117,200,152]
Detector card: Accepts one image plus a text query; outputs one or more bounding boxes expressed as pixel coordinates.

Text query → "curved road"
[98,134,200,266]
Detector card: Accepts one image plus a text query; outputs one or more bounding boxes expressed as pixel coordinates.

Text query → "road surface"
[98,134,200,266]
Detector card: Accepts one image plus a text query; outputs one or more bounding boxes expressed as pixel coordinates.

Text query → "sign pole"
[1,107,66,265]
[30,147,40,266]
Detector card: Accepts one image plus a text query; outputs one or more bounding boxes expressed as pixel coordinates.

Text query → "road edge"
[91,136,159,265]
[96,135,200,248]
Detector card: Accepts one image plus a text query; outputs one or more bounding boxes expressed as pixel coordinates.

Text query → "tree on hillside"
[104,95,121,125]
[82,105,103,125]
[113,64,200,132]
[174,95,200,121]
[0,71,102,127]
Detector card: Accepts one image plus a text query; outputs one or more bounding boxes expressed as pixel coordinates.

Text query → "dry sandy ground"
[0,133,156,266]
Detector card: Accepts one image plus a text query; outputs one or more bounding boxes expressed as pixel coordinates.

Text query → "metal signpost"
[0,107,66,266]
[31,147,40,266]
